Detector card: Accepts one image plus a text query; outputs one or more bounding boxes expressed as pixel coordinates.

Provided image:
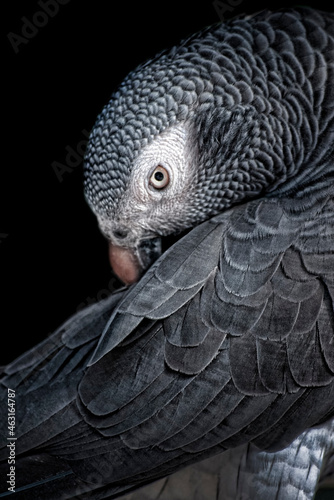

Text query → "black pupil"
[154,171,164,181]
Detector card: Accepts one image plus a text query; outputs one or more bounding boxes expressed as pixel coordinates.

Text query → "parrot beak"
[108,237,162,285]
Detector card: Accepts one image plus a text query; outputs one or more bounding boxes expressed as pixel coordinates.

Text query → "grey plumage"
[84,8,333,230]
[0,7,333,499]
[121,420,334,499]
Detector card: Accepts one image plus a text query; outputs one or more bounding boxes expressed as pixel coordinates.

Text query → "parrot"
[0,6,333,499]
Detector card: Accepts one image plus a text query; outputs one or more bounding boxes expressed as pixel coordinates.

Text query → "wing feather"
[1,195,333,496]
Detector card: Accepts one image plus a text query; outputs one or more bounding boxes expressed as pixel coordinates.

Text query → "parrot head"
[83,26,287,284]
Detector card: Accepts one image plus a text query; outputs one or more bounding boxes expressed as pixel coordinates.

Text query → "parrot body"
[1,7,333,499]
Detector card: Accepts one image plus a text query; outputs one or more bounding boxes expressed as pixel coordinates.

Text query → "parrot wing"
[1,193,332,498]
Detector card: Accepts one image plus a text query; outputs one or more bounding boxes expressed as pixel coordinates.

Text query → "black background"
[2,0,333,365]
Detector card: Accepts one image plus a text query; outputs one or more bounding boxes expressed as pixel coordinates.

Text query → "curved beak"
[108,237,162,285]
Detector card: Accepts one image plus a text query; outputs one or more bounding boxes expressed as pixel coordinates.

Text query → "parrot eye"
[149,165,170,189]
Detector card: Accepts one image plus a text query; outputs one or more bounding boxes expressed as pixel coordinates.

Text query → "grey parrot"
[0,6,333,500]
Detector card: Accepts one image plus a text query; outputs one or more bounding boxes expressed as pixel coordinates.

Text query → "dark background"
[1,0,333,365]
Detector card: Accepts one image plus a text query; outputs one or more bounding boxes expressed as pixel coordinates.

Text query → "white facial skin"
[97,123,196,247]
